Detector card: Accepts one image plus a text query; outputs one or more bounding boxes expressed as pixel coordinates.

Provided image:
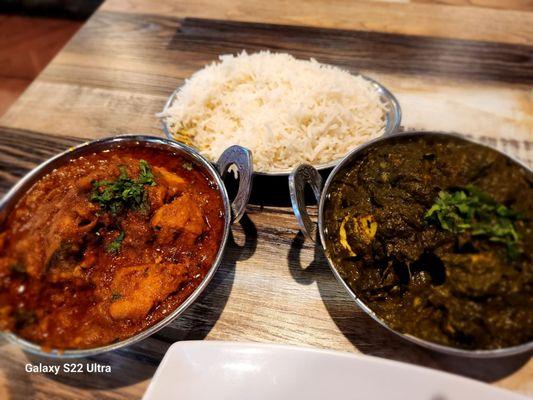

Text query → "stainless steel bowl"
[289,131,533,358]
[159,75,401,176]
[0,135,253,358]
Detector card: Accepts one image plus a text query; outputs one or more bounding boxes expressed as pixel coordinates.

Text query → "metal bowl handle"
[289,164,323,242]
[217,145,253,224]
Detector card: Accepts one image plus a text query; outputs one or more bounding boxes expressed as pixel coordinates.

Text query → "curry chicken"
[324,135,532,350]
[0,146,225,350]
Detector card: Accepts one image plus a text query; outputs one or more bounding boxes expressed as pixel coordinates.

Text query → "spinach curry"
[324,135,532,350]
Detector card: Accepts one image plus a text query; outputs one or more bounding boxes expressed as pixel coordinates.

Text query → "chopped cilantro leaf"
[90,160,156,215]
[425,185,523,257]
[106,231,125,254]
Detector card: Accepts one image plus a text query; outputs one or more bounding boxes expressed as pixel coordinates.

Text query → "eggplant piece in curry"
[324,135,532,350]
[0,147,225,350]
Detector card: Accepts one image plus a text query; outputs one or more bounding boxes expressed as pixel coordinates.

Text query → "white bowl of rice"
[159,51,401,175]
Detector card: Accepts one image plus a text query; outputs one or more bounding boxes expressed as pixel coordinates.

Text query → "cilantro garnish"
[90,160,156,215]
[425,185,523,258]
[106,231,125,254]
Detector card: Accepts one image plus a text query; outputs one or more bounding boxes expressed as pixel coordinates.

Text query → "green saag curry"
[324,134,533,350]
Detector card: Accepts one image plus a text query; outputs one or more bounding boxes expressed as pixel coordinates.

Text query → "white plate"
[143,341,527,400]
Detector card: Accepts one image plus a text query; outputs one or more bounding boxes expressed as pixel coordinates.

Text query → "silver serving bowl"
[289,131,533,358]
[0,135,253,358]
[159,75,401,176]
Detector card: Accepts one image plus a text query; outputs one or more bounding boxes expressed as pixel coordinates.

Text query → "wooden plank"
[0,16,81,119]
[172,18,532,84]
[0,80,166,138]
[48,15,533,84]
[0,128,85,193]
[101,0,533,44]
[0,16,81,80]
[411,0,533,12]
[0,77,30,118]
[0,128,532,399]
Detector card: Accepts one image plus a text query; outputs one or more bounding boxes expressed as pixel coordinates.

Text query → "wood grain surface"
[101,0,533,44]
[0,0,532,399]
[0,16,82,117]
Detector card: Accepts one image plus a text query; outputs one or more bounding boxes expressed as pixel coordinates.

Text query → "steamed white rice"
[160,51,387,172]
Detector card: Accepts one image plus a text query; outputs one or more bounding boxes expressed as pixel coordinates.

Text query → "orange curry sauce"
[0,147,225,350]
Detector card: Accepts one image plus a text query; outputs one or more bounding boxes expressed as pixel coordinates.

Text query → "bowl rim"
[159,73,402,176]
[317,130,533,358]
[0,134,233,358]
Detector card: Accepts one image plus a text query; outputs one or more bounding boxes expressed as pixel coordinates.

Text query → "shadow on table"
[247,169,331,207]
[20,215,258,393]
[287,232,532,383]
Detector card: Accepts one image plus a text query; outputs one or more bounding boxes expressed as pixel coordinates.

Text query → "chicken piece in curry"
[324,135,533,350]
[0,146,225,350]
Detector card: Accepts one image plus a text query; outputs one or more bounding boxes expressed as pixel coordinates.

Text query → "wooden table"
[1,0,532,398]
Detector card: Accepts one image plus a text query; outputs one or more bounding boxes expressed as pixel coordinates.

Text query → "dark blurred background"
[0,0,103,116]
[1,0,103,19]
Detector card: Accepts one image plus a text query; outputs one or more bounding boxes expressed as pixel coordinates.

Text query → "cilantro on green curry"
[425,185,523,258]
[324,135,532,350]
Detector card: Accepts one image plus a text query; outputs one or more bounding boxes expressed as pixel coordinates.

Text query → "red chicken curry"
[0,146,225,350]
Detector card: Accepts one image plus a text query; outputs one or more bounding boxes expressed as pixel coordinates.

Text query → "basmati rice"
[160,51,387,172]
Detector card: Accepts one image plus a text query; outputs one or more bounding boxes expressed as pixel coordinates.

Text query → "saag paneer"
[0,147,225,350]
[324,135,532,350]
